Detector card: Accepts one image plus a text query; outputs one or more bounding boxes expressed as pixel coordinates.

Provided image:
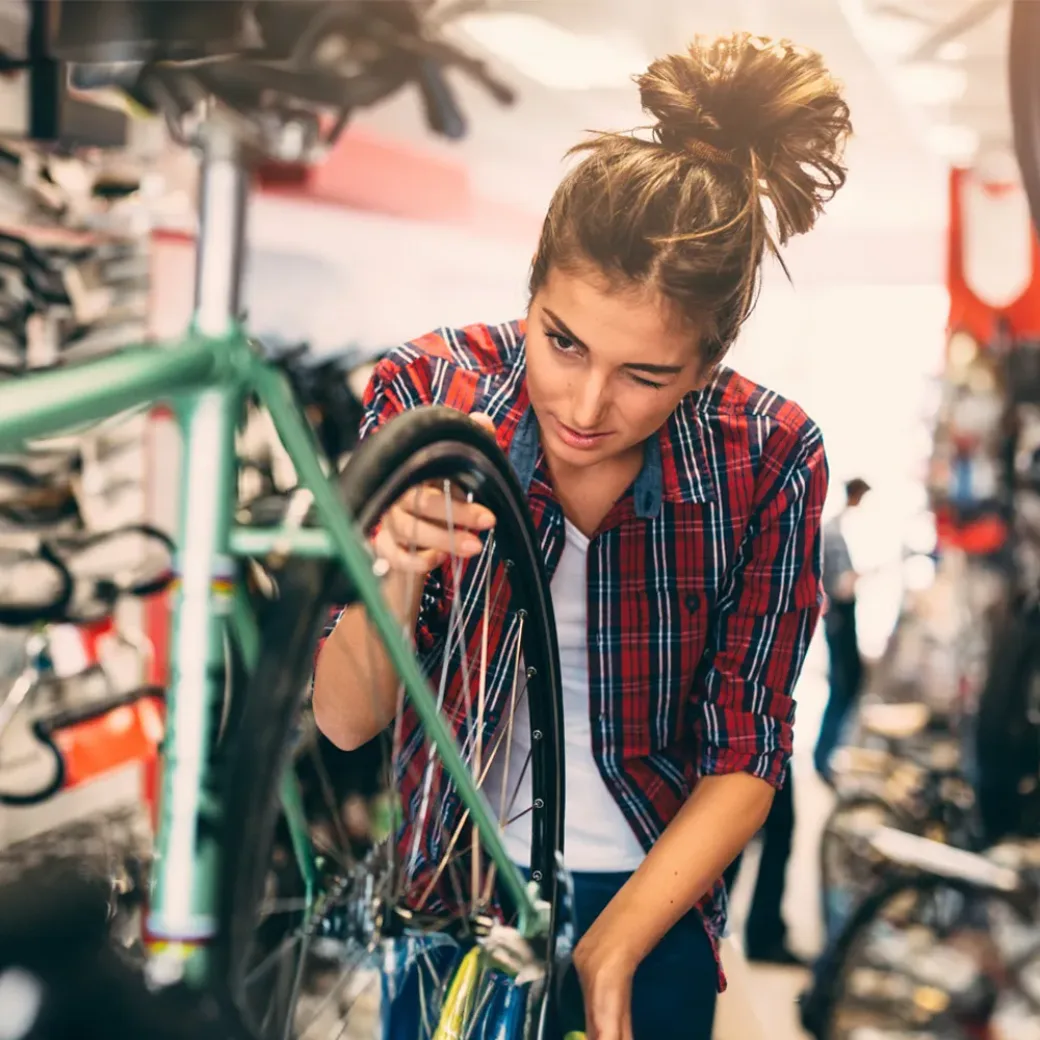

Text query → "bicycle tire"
[215,406,564,1036]
[802,871,1029,1039]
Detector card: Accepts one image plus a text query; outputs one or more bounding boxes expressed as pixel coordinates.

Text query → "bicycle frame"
[0,119,546,983]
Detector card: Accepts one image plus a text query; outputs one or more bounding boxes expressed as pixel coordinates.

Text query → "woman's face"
[526,266,710,470]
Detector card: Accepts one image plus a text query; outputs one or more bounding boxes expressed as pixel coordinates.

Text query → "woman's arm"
[574,422,829,1040]
[573,774,773,1038]
[314,409,496,750]
[314,570,427,750]
[313,353,426,750]
[315,477,495,749]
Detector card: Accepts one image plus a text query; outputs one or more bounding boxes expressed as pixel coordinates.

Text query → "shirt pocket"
[617,580,710,757]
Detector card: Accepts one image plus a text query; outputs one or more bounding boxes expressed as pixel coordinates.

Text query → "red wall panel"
[256,125,540,240]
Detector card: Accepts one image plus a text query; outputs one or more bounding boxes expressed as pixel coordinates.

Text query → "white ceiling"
[841,0,1012,167]
[353,0,955,284]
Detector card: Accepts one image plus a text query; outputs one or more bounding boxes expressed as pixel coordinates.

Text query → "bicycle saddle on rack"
[55,0,515,150]
[54,0,257,64]
[859,702,932,742]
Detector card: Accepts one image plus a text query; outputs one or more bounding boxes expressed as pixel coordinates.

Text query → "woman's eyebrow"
[624,361,684,375]
[542,307,586,347]
[543,306,682,375]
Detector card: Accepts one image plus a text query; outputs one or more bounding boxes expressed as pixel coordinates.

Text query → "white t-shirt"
[483,519,646,871]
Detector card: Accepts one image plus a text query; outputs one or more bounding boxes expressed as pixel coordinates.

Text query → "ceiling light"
[895,63,968,106]
[937,40,968,62]
[455,11,648,91]
[839,0,930,59]
[926,123,980,164]
[869,11,930,56]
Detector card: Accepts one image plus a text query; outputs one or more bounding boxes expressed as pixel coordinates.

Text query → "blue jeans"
[382,871,717,1039]
[569,871,717,1039]
[814,600,864,781]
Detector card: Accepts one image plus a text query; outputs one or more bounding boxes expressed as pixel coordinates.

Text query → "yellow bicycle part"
[433,946,485,1039]
[432,945,589,1040]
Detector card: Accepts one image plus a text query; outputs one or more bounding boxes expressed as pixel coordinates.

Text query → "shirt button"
[685,592,700,612]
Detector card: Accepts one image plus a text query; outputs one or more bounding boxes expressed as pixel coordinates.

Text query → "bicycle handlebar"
[0,523,175,628]
[0,541,73,627]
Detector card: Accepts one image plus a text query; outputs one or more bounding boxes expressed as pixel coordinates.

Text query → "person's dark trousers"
[569,871,718,1039]
[813,599,864,782]
[722,774,796,960]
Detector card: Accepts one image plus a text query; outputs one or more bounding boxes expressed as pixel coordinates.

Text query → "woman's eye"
[547,331,577,353]
[631,373,666,390]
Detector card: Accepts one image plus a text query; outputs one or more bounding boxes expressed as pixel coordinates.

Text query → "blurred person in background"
[315,32,851,1040]
[814,477,870,784]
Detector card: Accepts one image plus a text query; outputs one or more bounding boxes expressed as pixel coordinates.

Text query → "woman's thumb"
[470,412,495,435]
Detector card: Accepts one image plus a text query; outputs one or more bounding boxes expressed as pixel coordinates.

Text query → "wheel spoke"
[472,529,495,910]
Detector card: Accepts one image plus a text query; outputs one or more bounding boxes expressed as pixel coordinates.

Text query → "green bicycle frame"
[0,120,546,980]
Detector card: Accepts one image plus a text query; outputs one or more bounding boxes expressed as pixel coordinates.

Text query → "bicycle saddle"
[53,0,254,64]
[859,701,932,741]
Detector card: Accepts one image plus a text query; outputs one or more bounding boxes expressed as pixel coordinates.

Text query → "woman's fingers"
[369,418,498,576]
[397,483,496,533]
[372,526,447,574]
[470,412,495,436]
[385,506,486,558]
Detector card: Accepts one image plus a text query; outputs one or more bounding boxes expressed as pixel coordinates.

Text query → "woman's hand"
[572,929,637,1040]
[373,413,497,574]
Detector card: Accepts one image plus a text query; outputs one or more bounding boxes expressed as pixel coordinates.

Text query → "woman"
[315,31,851,1040]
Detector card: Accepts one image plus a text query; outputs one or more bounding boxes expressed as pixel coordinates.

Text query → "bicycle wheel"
[819,796,909,942]
[816,873,1037,1040]
[216,407,564,1040]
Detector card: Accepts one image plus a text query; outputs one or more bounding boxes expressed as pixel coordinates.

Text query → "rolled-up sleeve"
[693,421,828,788]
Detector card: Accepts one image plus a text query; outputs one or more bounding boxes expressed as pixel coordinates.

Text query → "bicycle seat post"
[193,119,249,339]
[146,114,252,984]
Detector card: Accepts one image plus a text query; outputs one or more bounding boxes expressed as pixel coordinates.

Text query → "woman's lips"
[552,415,610,450]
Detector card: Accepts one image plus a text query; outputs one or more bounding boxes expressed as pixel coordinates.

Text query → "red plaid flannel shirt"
[319,319,827,986]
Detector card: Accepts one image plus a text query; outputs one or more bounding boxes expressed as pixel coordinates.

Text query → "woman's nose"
[572,376,609,430]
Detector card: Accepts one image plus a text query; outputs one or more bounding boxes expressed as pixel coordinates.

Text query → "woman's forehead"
[536,268,700,365]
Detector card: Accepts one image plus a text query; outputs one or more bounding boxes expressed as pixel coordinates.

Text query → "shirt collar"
[508,404,664,520]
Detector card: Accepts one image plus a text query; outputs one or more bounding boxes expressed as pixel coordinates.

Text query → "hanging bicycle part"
[56,1,515,157]
[0,523,174,628]
[0,680,164,807]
